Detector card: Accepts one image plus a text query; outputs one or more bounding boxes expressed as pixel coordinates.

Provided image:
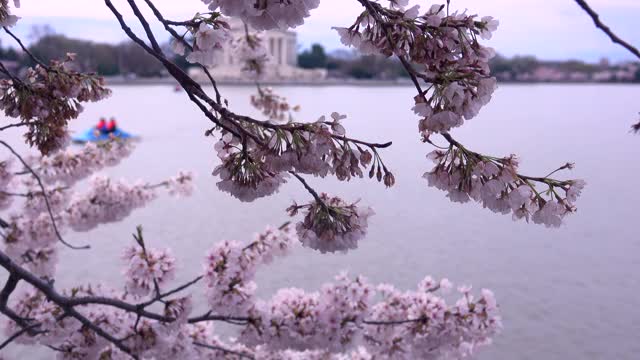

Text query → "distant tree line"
[297,43,409,79]
[0,33,183,77]
[297,44,640,82]
[1,35,638,81]
[0,46,20,61]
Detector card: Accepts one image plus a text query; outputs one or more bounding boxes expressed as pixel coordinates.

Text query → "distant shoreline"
[103,76,640,87]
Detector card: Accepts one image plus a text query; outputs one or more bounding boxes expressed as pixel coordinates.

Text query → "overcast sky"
[2,0,639,61]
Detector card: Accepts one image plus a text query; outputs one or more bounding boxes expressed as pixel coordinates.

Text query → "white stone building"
[190,19,327,81]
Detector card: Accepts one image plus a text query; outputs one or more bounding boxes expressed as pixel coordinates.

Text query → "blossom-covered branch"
[104,0,395,206]
[0,224,500,359]
[339,0,585,226]
[0,140,85,250]
[425,133,585,227]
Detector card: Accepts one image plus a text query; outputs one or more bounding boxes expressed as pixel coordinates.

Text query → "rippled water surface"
[3,84,640,359]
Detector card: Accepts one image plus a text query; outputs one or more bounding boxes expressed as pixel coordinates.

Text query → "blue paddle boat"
[72,127,137,143]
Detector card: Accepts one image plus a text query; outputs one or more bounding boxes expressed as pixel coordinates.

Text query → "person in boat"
[107,118,118,134]
[96,118,107,134]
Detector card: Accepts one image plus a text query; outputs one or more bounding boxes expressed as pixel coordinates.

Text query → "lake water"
[2,84,640,359]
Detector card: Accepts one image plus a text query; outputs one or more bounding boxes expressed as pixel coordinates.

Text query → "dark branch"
[0,121,39,132]
[193,342,255,359]
[0,323,40,350]
[289,171,329,212]
[141,0,223,104]
[3,27,50,69]
[574,0,640,59]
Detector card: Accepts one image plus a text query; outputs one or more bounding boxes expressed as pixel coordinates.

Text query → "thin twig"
[132,226,162,298]
[3,27,50,69]
[0,140,89,250]
[0,323,40,350]
[193,342,255,359]
[138,276,203,308]
[574,0,640,60]
[0,121,39,132]
[141,0,223,104]
[289,171,328,211]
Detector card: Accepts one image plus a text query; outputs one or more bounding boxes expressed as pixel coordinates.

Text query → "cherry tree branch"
[141,0,224,104]
[0,247,248,324]
[0,322,39,350]
[0,250,137,357]
[193,342,255,359]
[0,61,23,85]
[288,171,332,213]
[3,27,50,69]
[574,0,640,60]
[0,140,89,250]
[0,121,39,132]
[355,0,575,191]
[105,0,392,154]
[0,1,503,356]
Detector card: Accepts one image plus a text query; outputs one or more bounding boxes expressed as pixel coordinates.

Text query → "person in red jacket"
[107,118,118,134]
[96,118,107,134]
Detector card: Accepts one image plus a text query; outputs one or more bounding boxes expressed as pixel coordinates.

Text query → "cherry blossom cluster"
[251,86,300,122]
[0,54,112,154]
[364,278,501,359]
[287,193,375,253]
[255,347,374,360]
[171,16,231,66]
[1,142,194,278]
[203,0,321,30]
[212,112,394,202]
[29,139,134,186]
[122,237,177,297]
[203,225,296,314]
[4,284,122,347]
[334,2,499,132]
[237,272,500,358]
[0,158,14,210]
[212,139,290,202]
[65,176,163,232]
[0,0,19,27]
[424,146,586,227]
[167,171,195,197]
[4,222,499,359]
[241,273,374,352]
[231,32,272,79]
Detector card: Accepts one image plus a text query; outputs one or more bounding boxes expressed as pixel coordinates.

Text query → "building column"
[269,37,275,59]
[277,37,283,65]
[281,37,287,66]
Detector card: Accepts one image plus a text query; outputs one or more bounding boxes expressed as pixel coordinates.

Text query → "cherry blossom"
[203,225,296,314]
[122,240,176,297]
[0,54,111,154]
[424,147,585,227]
[204,0,321,30]
[335,3,499,133]
[288,194,375,253]
[232,32,272,78]
[0,0,20,27]
[186,22,231,66]
[0,159,14,210]
[251,86,299,122]
[32,140,134,186]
